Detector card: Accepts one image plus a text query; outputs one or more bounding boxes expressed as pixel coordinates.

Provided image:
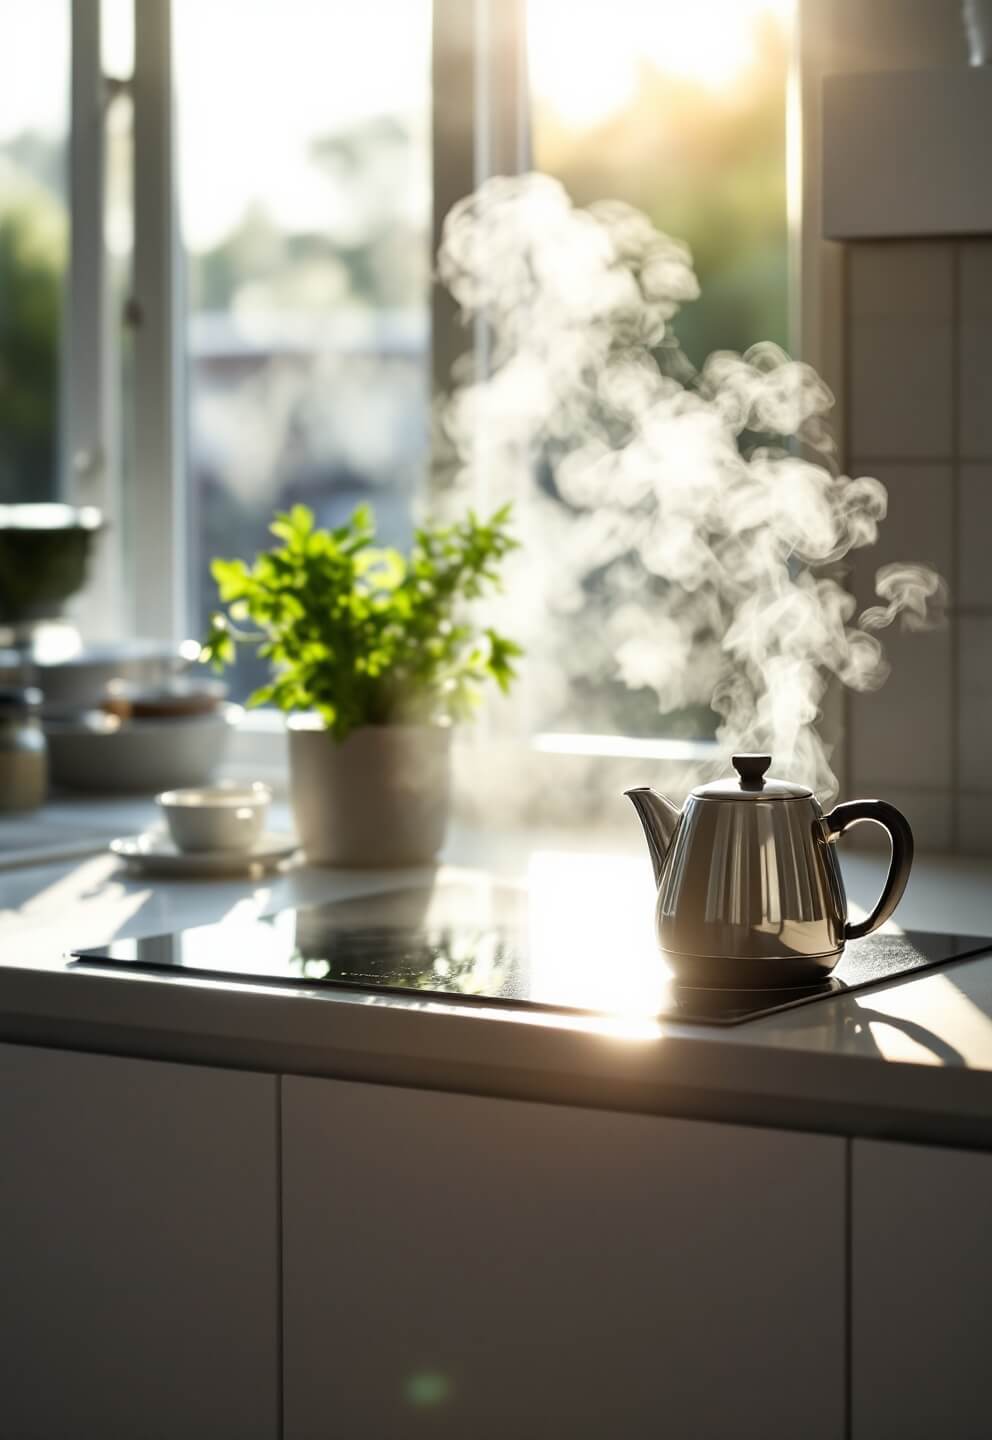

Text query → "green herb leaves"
[201,503,521,741]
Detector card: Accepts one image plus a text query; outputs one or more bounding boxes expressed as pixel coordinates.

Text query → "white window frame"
[65,0,184,643]
[130,0,185,641]
[62,0,807,783]
[65,0,120,640]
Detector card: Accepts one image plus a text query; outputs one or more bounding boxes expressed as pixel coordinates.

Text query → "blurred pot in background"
[44,703,242,794]
[0,503,102,626]
[0,638,203,717]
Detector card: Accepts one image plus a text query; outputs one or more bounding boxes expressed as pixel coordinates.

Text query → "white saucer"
[110,830,299,877]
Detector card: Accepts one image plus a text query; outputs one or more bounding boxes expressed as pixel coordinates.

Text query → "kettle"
[626,754,914,988]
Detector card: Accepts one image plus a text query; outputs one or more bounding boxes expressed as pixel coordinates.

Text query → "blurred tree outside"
[184,113,431,698]
[529,5,789,738]
[0,154,65,503]
[188,117,427,316]
[533,12,789,369]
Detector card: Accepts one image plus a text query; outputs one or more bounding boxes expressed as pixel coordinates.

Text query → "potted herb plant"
[202,503,520,865]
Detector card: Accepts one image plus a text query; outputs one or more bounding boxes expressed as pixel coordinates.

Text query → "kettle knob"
[732,753,772,788]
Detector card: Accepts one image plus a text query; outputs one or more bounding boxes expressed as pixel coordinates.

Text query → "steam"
[860,563,947,634]
[437,173,947,798]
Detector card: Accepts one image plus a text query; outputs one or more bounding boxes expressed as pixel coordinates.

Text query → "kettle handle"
[823,799,915,941]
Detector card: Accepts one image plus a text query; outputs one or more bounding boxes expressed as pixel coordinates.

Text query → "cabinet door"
[283,1076,845,1440]
[853,1137,992,1440]
[0,1043,279,1440]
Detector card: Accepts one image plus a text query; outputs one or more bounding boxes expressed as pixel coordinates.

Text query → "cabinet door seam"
[276,1072,285,1440]
[845,1134,852,1440]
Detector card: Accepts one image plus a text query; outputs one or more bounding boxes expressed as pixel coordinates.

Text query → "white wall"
[802,0,988,851]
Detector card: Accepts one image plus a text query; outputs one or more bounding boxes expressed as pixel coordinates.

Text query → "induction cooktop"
[69,882,992,1026]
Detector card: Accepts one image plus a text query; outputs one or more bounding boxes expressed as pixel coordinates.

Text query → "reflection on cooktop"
[70,885,992,1026]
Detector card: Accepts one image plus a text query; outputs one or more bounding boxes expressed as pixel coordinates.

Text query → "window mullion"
[67,0,121,639]
[430,0,530,746]
[131,0,185,642]
[430,0,530,403]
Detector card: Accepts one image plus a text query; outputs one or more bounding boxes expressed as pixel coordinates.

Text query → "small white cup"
[156,782,272,854]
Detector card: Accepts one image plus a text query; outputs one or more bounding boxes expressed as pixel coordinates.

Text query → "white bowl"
[0,639,199,715]
[45,704,242,794]
[157,782,272,853]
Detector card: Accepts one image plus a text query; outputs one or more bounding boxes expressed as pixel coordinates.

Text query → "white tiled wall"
[845,239,992,853]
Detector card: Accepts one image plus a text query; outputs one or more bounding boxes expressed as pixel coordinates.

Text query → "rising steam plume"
[437,174,946,799]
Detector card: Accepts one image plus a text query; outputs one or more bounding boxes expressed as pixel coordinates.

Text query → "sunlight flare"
[527,0,792,127]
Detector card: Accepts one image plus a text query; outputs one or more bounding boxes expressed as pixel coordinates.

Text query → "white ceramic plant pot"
[287,718,452,867]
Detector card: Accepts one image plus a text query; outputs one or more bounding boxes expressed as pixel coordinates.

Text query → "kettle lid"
[692,753,812,801]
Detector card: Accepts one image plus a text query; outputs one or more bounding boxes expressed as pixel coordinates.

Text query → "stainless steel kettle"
[626,754,914,988]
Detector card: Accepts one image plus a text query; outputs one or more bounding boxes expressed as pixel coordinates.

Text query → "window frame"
[65,0,184,643]
[61,0,804,780]
[67,0,532,651]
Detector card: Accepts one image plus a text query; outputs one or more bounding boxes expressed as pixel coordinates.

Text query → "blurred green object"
[0,504,102,624]
[0,186,66,504]
[533,11,789,368]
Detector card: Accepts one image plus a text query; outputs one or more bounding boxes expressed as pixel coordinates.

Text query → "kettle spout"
[625,787,681,888]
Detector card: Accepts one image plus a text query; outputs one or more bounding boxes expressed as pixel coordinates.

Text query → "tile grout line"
[848,454,983,465]
[845,1135,853,1440]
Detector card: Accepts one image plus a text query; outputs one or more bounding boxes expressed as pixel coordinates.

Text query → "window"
[0,0,793,753]
[174,0,432,701]
[525,0,791,743]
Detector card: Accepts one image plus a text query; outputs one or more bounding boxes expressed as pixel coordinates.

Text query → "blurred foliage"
[532,16,788,737]
[533,14,789,370]
[0,163,65,502]
[188,117,427,316]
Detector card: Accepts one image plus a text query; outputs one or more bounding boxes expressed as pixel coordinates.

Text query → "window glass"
[526,0,791,741]
[0,0,69,504]
[529,0,790,366]
[175,0,433,699]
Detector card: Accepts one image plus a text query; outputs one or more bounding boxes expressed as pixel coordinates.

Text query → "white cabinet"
[282,1076,846,1440]
[30,1044,991,1439]
[852,1138,992,1440]
[0,1043,279,1440]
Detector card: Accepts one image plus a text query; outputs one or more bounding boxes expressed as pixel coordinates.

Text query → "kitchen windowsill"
[2,791,992,931]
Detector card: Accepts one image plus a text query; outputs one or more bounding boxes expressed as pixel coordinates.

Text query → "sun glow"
[527,0,792,128]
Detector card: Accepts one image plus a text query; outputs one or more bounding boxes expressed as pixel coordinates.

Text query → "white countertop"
[3,798,992,1147]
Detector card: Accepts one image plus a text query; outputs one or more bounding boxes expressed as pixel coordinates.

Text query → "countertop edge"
[4,964,992,1152]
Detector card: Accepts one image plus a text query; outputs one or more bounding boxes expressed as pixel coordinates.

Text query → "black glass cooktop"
[70,883,992,1026]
